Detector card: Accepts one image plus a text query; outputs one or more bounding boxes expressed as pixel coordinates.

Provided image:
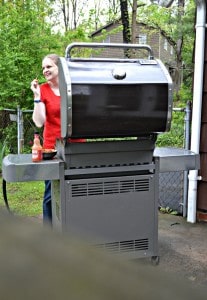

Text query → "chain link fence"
[158,103,191,216]
[0,103,192,216]
[0,107,42,154]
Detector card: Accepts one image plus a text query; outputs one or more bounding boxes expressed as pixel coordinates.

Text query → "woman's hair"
[43,54,59,66]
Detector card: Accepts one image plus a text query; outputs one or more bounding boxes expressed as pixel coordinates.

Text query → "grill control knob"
[112,68,126,80]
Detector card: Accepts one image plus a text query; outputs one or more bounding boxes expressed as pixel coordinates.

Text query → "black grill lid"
[58,43,173,139]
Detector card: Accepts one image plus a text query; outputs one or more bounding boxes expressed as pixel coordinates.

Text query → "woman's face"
[42,57,58,82]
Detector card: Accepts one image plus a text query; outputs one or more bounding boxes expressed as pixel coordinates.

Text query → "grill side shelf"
[2,148,200,182]
[2,154,63,182]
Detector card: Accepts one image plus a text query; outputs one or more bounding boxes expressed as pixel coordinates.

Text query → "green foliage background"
[0,0,88,110]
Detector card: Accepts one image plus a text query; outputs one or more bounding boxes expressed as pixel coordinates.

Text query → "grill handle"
[65,42,154,60]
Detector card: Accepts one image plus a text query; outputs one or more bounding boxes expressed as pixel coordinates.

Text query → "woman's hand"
[31,79,40,99]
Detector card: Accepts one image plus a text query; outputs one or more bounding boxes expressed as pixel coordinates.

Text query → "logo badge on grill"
[112,68,126,80]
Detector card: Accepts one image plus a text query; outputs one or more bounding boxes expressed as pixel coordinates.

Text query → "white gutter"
[187,0,206,223]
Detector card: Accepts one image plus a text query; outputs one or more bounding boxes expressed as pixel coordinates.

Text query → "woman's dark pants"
[43,180,52,225]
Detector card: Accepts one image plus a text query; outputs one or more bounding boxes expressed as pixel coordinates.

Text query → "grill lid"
[58,43,173,139]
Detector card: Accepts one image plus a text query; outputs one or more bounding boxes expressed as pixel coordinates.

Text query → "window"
[138,34,147,45]
[164,39,168,51]
[103,36,110,43]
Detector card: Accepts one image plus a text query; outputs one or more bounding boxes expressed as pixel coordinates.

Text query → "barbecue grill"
[2,43,199,261]
[51,42,172,260]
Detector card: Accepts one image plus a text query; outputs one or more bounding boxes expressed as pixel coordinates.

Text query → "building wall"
[91,21,175,66]
[197,23,207,212]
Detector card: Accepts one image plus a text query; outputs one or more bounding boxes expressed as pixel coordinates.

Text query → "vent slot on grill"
[71,178,150,197]
[96,238,149,253]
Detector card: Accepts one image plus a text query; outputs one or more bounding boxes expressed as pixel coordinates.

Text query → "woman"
[31,54,85,225]
[31,54,60,225]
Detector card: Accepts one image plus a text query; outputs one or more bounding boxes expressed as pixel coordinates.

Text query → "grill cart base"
[52,140,159,260]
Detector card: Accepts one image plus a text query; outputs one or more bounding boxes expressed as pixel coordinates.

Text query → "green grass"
[0,179,44,217]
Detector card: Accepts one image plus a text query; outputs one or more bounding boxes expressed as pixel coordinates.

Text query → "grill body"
[52,157,159,259]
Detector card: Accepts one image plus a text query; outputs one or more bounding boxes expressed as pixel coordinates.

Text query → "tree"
[131,0,138,43]
[131,1,145,44]
[56,0,88,31]
[107,0,120,22]
[53,0,106,32]
[117,0,195,96]
[0,0,62,109]
[174,0,185,95]
[140,0,195,98]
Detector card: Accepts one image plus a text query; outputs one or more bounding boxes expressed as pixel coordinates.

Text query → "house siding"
[197,9,207,212]
[91,21,175,67]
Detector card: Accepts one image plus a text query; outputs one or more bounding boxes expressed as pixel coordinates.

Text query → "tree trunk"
[120,0,131,44]
[60,0,70,32]
[174,0,185,96]
[120,0,131,57]
[131,0,137,44]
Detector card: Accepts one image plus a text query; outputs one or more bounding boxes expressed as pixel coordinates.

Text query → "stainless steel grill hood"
[58,43,173,139]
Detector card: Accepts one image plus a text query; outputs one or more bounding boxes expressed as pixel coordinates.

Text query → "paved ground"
[29,211,207,289]
[2,210,207,300]
[156,212,207,288]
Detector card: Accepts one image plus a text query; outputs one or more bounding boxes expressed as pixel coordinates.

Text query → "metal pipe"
[65,42,154,60]
[182,101,191,217]
[187,0,206,223]
[184,101,191,151]
[17,106,20,154]
[17,106,24,154]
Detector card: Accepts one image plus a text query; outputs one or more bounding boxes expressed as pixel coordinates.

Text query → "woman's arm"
[31,79,46,127]
[32,102,46,127]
